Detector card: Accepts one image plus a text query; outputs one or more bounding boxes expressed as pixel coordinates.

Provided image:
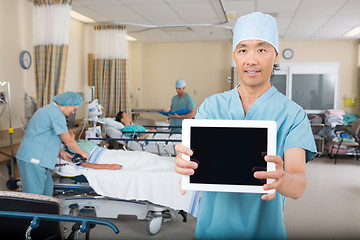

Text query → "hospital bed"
[105,127,182,156]
[96,117,182,156]
[52,149,199,235]
[0,191,119,239]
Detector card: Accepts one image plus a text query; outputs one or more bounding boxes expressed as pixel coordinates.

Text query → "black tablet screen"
[190,127,267,186]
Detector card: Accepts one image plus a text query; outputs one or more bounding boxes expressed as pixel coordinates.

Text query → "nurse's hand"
[169,113,179,118]
[175,143,198,195]
[80,151,89,160]
[59,149,72,163]
[253,155,284,201]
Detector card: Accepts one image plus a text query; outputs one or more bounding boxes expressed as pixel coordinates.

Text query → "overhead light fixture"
[71,10,95,23]
[343,26,360,38]
[226,12,236,19]
[126,35,137,41]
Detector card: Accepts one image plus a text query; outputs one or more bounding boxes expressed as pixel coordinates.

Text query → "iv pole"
[0,81,16,189]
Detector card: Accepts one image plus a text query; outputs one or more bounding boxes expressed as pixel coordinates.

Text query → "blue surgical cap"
[176,79,186,88]
[52,91,83,106]
[232,12,279,53]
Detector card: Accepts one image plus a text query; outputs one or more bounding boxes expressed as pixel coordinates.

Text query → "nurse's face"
[233,40,277,89]
[62,106,78,116]
[176,87,186,96]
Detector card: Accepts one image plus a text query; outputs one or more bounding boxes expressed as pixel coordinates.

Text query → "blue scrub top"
[194,86,317,239]
[170,93,195,127]
[121,124,147,137]
[16,103,68,169]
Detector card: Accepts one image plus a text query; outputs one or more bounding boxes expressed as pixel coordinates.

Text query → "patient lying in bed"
[116,111,156,139]
[54,140,199,214]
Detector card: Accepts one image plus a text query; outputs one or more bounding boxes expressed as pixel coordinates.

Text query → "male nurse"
[167,79,195,129]
[174,12,317,239]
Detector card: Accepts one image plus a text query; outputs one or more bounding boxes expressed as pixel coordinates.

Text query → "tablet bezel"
[181,119,277,194]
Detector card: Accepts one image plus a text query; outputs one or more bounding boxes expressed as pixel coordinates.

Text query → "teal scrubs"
[121,124,147,138]
[170,93,195,127]
[16,103,68,196]
[194,86,317,239]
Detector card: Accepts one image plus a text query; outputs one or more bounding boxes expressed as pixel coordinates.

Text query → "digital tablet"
[181,119,277,194]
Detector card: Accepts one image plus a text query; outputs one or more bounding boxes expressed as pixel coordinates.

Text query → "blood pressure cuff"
[71,154,87,166]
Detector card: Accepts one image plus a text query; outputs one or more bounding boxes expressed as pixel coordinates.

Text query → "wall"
[278,40,359,114]
[0,0,33,131]
[0,0,87,131]
[0,0,359,131]
[129,41,232,121]
[128,40,359,119]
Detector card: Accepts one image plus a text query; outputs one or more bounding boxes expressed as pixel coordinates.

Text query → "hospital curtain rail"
[33,0,72,108]
[92,25,130,118]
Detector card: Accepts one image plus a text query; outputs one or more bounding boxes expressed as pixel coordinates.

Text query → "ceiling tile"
[290,16,331,29]
[296,0,347,16]
[128,3,181,23]
[337,0,360,15]
[168,2,222,21]
[257,0,301,13]
[71,0,360,42]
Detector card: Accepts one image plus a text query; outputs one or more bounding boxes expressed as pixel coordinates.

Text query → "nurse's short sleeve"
[187,95,196,109]
[50,110,68,135]
[284,110,317,162]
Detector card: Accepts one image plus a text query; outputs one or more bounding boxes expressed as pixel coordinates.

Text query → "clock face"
[20,51,32,69]
[282,48,294,60]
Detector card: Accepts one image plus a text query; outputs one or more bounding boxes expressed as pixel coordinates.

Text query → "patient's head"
[116,111,132,126]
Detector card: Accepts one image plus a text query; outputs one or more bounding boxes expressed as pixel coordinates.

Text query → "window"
[272,62,340,114]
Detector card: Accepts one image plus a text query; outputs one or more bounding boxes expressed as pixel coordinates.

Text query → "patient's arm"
[138,128,156,139]
[80,162,122,170]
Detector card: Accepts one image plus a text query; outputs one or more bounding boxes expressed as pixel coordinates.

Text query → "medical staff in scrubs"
[167,79,195,128]
[16,91,89,196]
[174,12,317,239]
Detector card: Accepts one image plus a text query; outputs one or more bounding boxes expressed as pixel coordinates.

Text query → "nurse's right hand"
[80,151,89,160]
[175,143,198,195]
[175,143,198,175]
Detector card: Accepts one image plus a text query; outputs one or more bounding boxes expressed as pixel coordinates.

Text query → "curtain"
[33,0,72,108]
[92,25,130,117]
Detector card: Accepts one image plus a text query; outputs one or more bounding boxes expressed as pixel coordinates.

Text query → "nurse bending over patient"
[16,92,90,196]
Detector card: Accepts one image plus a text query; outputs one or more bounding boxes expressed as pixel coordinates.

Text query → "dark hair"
[115,111,125,123]
[270,63,280,80]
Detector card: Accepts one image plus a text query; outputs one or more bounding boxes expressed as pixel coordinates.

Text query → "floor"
[1,155,360,239]
[60,155,360,239]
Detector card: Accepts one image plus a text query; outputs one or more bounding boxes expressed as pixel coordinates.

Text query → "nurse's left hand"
[169,113,179,118]
[253,155,285,201]
[59,149,73,163]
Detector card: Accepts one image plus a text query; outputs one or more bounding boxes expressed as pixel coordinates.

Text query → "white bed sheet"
[54,150,199,216]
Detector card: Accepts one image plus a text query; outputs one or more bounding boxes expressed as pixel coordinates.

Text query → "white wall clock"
[282,48,294,60]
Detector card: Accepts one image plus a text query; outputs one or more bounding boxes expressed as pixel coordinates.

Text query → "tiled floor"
[66,156,360,239]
